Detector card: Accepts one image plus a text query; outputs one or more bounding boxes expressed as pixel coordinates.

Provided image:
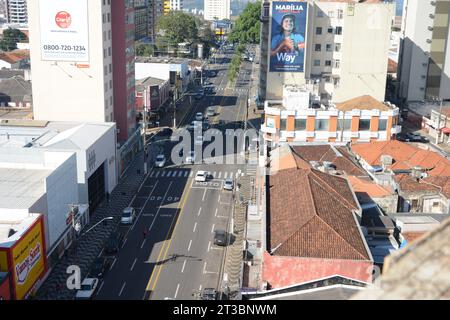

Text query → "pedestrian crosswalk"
[215,87,248,93]
[149,169,241,180]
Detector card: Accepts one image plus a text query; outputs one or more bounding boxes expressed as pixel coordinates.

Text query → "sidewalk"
[35,149,154,300]
[402,118,450,156]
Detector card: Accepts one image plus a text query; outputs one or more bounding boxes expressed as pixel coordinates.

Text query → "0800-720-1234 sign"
[43,45,87,52]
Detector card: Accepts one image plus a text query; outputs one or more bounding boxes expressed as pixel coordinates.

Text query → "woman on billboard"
[270,14,305,56]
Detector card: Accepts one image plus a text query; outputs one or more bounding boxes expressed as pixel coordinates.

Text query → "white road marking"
[218,172,222,179]
[178,171,183,177]
[198,207,202,216]
[121,238,127,248]
[211,224,215,233]
[235,172,239,178]
[202,189,207,201]
[208,241,211,252]
[155,171,160,178]
[174,283,180,299]
[181,260,187,273]
[188,239,192,251]
[224,172,228,179]
[203,262,207,274]
[213,171,216,178]
[218,195,221,203]
[141,239,146,249]
[148,181,173,232]
[119,282,126,296]
[150,171,155,177]
[215,208,218,217]
[130,258,137,271]
[199,285,202,291]
[97,281,105,294]
[110,258,117,270]
[161,171,166,177]
[193,222,197,233]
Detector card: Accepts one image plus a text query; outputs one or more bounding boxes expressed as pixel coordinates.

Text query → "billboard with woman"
[270,1,308,72]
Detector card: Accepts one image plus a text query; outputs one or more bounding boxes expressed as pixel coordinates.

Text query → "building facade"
[5,0,27,24]
[204,0,231,21]
[134,0,148,40]
[170,0,183,11]
[258,0,394,104]
[397,0,450,102]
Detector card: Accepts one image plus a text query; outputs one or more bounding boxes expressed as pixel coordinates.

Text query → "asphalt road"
[95,46,255,300]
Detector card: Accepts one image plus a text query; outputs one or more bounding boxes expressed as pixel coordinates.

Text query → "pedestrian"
[142,228,147,239]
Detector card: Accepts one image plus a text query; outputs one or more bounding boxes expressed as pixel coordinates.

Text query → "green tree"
[135,43,154,57]
[0,28,27,52]
[228,1,261,45]
[157,11,198,47]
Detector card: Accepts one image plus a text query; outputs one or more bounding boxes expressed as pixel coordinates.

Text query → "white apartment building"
[170,0,183,11]
[27,0,114,123]
[204,0,231,21]
[5,0,27,24]
[398,0,450,102]
[259,0,394,104]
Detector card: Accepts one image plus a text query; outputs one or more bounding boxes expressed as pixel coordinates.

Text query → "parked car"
[201,288,218,300]
[89,257,111,278]
[214,230,227,246]
[402,133,429,143]
[195,112,203,121]
[120,207,136,225]
[104,232,124,254]
[195,170,207,182]
[155,154,166,168]
[185,151,196,164]
[206,107,215,117]
[223,179,234,191]
[75,278,99,300]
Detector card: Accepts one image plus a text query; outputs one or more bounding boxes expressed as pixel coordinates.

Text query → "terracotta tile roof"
[352,140,450,176]
[291,145,366,176]
[348,176,393,198]
[269,147,371,261]
[394,174,440,194]
[422,176,450,198]
[388,58,398,74]
[335,95,391,112]
[0,50,29,64]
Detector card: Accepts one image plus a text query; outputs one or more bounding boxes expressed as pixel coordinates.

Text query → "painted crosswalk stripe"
[161,171,166,177]
[150,171,155,177]
[218,172,222,179]
[224,172,228,179]
[178,171,183,177]
[184,171,189,177]
[189,171,193,177]
[155,171,160,178]
[235,172,239,178]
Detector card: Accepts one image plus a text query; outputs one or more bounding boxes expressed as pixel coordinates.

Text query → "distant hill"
[183,0,255,17]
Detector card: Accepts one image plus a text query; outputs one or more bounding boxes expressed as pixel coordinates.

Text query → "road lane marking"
[110,258,117,270]
[131,258,137,271]
[181,260,186,273]
[217,215,228,219]
[174,283,180,299]
[129,181,159,234]
[199,285,202,291]
[155,171,160,178]
[141,239,146,249]
[161,171,166,177]
[198,207,202,216]
[218,195,221,203]
[188,239,192,252]
[218,172,222,179]
[119,282,126,296]
[122,238,127,248]
[150,171,155,177]
[202,189,207,201]
[211,224,215,233]
[224,172,228,179]
[203,262,207,274]
[97,281,104,294]
[208,241,211,252]
[215,208,218,217]
[148,181,173,232]
[193,222,197,233]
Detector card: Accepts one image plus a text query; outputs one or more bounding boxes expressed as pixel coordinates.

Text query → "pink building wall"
[262,252,373,289]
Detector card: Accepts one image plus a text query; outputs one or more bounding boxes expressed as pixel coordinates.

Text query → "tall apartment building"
[258,0,394,104]
[5,0,27,24]
[170,0,184,11]
[398,0,450,102]
[27,0,136,144]
[204,0,231,21]
[135,0,148,40]
[147,0,165,42]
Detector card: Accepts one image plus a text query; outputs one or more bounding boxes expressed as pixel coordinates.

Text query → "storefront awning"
[441,127,450,134]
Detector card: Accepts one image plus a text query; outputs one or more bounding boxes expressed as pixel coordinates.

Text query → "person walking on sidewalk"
[142,227,147,240]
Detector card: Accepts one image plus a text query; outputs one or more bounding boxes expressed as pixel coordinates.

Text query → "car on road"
[194,135,203,145]
[155,154,166,168]
[195,112,203,121]
[195,170,208,182]
[195,91,204,100]
[120,207,136,225]
[75,278,99,300]
[214,230,228,246]
[201,288,218,300]
[158,128,173,136]
[223,178,234,191]
[104,232,124,254]
[89,257,111,278]
[206,107,215,117]
[185,151,196,164]
[188,121,196,131]
[404,133,429,143]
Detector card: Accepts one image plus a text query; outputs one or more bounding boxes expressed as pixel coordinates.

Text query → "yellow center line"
[144,176,193,298]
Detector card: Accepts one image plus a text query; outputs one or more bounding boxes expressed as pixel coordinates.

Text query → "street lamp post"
[78,217,114,239]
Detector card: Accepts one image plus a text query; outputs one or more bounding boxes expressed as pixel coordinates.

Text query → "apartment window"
[359,119,371,131]
[315,44,322,52]
[327,27,333,34]
[110,97,113,106]
[316,27,322,35]
[103,14,106,24]
[326,44,332,52]
[104,83,108,93]
[108,47,111,56]
[378,119,387,131]
[110,80,113,89]
[104,49,107,59]
[103,31,106,42]
[325,60,332,67]
[109,64,112,73]
[104,66,107,76]
[335,27,343,35]
[335,43,341,52]
[108,30,112,40]
[295,119,306,130]
[107,13,111,22]
[334,77,340,87]
[337,9,344,19]
[333,60,340,68]
[280,119,287,131]
[315,119,329,131]
[328,11,334,18]
[314,60,321,66]
[324,76,332,83]
[337,119,351,131]
[317,10,324,18]
[411,199,419,210]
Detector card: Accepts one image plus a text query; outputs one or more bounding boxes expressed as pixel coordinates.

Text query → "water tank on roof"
[381,155,393,166]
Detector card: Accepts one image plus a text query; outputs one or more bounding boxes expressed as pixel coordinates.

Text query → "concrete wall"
[262,252,373,288]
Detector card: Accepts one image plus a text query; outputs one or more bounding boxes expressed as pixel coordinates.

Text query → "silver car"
[223,178,234,191]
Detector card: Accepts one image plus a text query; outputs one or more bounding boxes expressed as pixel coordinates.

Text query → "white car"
[194,135,203,145]
[75,278,99,300]
[155,154,166,167]
[120,207,136,225]
[223,179,234,191]
[206,107,215,117]
[195,171,207,182]
[185,151,195,164]
[195,112,203,121]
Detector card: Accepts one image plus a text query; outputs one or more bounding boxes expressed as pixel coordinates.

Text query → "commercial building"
[135,76,171,114]
[0,214,47,300]
[148,0,166,42]
[397,0,450,102]
[258,0,394,104]
[5,0,27,24]
[134,0,148,41]
[261,86,401,145]
[204,0,231,21]
[170,0,183,11]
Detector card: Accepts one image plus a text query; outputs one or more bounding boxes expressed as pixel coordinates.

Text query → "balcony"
[261,124,277,134]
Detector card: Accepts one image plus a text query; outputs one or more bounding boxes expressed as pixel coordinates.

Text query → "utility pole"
[143,89,148,175]
[436,97,444,145]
